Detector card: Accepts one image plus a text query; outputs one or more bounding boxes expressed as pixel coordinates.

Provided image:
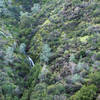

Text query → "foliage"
[2,83,16,95]
[40,44,53,63]
[13,0,48,11]
[38,64,49,82]
[69,54,76,63]
[71,74,82,83]
[20,90,29,100]
[70,84,97,100]
[19,12,33,28]
[19,43,26,54]
[76,62,89,72]
[31,3,40,14]
[89,71,100,86]
[4,46,14,64]
[30,83,47,100]
[47,83,65,95]
[28,64,41,87]
[29,33,43,61]
[96,52,100,60]
[1,0,100,99]
[14,55,30,76]
[72,0,82,6]
[12,0,39,11]
[21,64,41,99]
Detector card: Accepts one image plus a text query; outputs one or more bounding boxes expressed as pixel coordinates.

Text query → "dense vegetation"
[0,0,100,100]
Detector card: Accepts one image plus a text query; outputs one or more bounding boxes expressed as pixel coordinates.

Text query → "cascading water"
[27,56,35,68]
[19,43,35,68]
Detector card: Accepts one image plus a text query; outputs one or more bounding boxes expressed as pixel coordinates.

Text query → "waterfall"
[19,43,35,68]
[27,56,35,68]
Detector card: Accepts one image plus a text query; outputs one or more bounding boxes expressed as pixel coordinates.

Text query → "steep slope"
[0,0,100,100]
[21,0,100,99]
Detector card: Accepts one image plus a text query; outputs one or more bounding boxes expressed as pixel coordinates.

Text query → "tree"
[40,44,52,64]
[12,0,40,11]
[19,43,26,54]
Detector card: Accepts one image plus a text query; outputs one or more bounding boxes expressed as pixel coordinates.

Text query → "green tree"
[70,84,97,100]
[12,0,40,11]
[40,44,53,64]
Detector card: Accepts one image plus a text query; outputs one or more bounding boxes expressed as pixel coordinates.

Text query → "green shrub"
[76,50,86,59]
[14,55,30,77]
[55,83,65,94]
[20,89,29,100]
[70,84,97,100]
[69,54,77,63]
[30,83,47,100]
[72,0,82,6]
[47,83,65,95]
[93,9,100,17]
[13,96,19,100]
[47,85,57,95]
[2,83,16,95]
[5,95,12,100]
[76,62,89,72]
[89,71,100,86]
[93,17,100,24]
[29,33,43,61]
[42,0,50,4]
[96,52,100,60]
[71,74,82,83]
[28,64,41,87]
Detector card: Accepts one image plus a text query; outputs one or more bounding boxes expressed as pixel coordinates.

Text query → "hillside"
[0,0,100,100]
